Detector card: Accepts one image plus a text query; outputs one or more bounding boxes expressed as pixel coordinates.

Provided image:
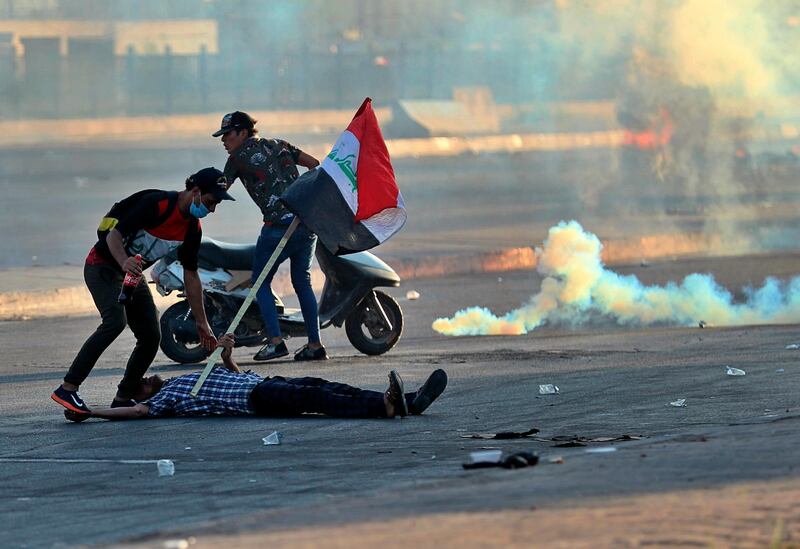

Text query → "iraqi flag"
[282,98,406,255]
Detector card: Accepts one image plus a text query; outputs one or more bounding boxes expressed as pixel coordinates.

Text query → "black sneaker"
[410,369,448,415]
[294,344,328,361]
[51,386,91,414]
[386,370,408,417]
[110,398,137,408]
[253,340,289,361]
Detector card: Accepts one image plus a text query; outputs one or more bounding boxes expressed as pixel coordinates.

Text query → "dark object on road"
[460,427,540,440]
[462,451,539,470]
[541,434,644,447]
[553,441,587,448]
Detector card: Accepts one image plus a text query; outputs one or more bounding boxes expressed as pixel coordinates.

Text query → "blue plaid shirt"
[145,367,263,417]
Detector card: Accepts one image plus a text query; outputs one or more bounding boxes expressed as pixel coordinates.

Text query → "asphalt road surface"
[2,253,800,547]
[3,145,800,269]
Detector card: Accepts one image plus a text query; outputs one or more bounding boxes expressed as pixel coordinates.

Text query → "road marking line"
[0,458,166,464]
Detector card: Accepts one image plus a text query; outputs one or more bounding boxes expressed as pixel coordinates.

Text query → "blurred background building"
[0,0,569,118]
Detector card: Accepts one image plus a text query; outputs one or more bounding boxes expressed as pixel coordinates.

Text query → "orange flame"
[622,108,673,150]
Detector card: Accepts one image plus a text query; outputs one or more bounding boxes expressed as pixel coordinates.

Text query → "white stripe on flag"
[361,192,407,243]
[321,130,360,215]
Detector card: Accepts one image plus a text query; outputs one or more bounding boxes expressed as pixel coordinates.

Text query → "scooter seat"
[198,237,255,271]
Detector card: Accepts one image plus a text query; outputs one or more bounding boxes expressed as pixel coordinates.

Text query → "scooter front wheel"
[159,301,212,364]
[345,290,403,355]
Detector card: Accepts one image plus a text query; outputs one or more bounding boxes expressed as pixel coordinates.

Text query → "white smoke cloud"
[668,0,775,96]
[432,220,800,336]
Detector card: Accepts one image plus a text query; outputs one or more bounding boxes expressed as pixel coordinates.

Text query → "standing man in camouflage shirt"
[213,111,327,361]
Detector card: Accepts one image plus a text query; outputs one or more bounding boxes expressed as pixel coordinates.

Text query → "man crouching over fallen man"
[64,334,447,422]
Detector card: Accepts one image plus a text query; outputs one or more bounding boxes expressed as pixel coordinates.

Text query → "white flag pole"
[190,217,300,397]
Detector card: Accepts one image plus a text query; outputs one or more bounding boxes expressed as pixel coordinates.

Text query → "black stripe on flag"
[281,169,380,255]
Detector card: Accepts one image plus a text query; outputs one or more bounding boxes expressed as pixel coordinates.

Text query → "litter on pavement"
[262,431,283,445]
[585,447,617,454]
[460,427,540,440]
[469,450,503,464]
[540,434,643,447]
[462,451,539,470]
[157,459,175,477]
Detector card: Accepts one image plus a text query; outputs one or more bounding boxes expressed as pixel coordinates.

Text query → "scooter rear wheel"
[159,301,212,364]
[345,290,403,355]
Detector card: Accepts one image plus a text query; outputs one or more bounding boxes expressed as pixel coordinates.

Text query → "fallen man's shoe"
[410,369,447,415]
[64,410,90,423]
[386,370,408,417]
[462,451,539,470]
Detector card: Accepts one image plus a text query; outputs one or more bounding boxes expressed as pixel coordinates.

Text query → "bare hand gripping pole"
[190,217,300,397]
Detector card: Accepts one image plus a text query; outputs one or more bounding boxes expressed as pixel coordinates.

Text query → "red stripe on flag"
[346,98,400,222]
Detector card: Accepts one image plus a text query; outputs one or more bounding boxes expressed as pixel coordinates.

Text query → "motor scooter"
[151,237,403,363]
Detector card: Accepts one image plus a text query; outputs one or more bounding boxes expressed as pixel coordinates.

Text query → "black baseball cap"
[212,111,256,137]
[186,167,236,201]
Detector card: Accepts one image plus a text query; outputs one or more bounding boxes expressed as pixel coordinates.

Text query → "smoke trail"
[432,220,800,336]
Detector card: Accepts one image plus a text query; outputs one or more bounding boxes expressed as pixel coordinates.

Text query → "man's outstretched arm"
[66,403,150,422]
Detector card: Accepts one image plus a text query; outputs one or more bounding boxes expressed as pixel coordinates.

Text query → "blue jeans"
[253,223,320,344]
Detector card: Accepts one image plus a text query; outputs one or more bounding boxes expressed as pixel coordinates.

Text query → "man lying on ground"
[64,334,447,422]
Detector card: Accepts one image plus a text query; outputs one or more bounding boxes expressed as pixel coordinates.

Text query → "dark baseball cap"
[212,111,256,137]
[186,167,235,201]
